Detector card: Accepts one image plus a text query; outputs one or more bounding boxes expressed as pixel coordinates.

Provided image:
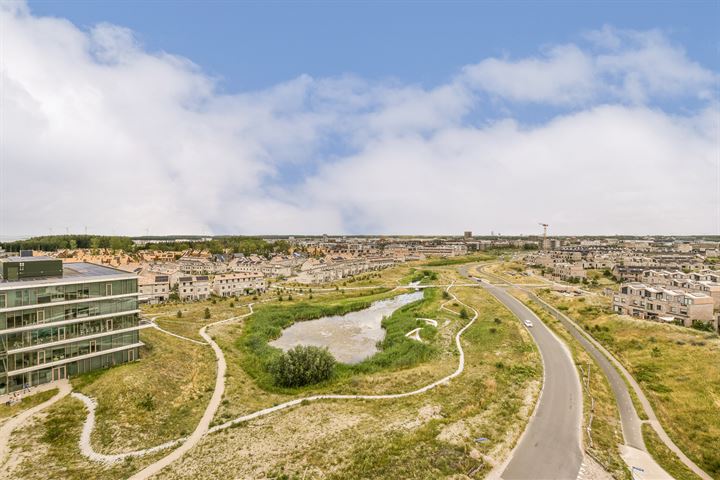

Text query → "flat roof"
[0,255,59,263]
[0,261,136,289]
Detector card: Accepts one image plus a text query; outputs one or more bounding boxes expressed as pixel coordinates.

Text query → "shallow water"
[269,291,424,364]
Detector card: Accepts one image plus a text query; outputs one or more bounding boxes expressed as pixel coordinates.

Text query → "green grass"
[0,388,57,422]
[234,288,441,392]
[421,253,496,267]
[167,279,542,479]
[643,424,702,480]
[70,328,215,453]
[539,289,720,478]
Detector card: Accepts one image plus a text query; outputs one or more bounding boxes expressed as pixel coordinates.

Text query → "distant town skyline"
[1,1,719,237]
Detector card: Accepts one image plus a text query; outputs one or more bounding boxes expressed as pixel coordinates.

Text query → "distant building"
[211,273,265,297]
[464,231,472,239]
[613,282,716,330]
[0,255,143,394]
[138,275,170,304]
[177,275,210,301]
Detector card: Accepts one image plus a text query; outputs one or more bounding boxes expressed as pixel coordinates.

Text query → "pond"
[269,290,424,364]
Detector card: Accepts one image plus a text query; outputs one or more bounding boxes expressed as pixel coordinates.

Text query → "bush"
[459,308,469,319]
[204,307,211,319]
[268,345,336,387]
[442,291,451,299]
[176,310,182,318]
[137,392,155,411]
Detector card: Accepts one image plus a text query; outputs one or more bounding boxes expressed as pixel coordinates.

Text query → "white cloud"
[0,4,717,237]
[461,44,597,105]
[461,26,717,105]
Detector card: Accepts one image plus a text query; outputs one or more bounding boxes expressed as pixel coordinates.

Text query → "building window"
[0,293,5,308]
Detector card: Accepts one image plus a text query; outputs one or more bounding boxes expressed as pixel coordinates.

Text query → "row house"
[552,262,587,281]
[613,283,716,330]
[138,275,170,304]
[176,275,210,301]
[211,273,266,297]
[641,270,720,309]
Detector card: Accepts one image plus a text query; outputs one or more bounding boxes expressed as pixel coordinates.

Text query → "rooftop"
[0,261,136,289]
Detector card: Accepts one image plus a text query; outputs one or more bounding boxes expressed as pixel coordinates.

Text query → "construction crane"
[539,223,549,249]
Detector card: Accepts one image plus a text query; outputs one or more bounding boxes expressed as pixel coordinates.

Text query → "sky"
[1,0,719,237]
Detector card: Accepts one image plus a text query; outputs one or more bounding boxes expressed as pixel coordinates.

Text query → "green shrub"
[137,392,156,411]
[204,307,211,319]
[176,310,182,318]
[268,345,336,387]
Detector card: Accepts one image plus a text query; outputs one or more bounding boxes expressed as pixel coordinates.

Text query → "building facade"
[211,273,265,297]
[0,256,143,395]
[612,282,716,329]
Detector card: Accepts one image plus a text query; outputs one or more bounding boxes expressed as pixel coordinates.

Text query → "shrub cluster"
[268,345,336,387]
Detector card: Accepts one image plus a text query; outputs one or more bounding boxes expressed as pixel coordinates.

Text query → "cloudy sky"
[1,1,718,237]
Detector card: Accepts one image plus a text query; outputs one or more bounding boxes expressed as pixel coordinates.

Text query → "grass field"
[158,279,543,479]
[537,289,720,478]
[0,389,57,423]
[3,261,544,480]
[4,326,213,479]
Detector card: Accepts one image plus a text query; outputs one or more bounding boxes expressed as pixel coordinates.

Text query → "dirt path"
[0,380,71,467]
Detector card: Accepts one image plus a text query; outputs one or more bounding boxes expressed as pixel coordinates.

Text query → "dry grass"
[538,289,720,478]
[158,279,542,479]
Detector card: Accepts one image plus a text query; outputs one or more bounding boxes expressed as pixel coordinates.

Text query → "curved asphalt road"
[527,292,644,449]
[480,281,584,480]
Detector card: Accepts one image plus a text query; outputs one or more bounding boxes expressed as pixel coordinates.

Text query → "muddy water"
[269,291,424,364]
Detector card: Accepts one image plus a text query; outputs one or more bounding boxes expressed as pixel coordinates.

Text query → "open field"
[158,277,542,479]
[512,289,628,479]
[2,326,215,480]
[482,261,545,285]
[537,289,720,478]
[2,261,543,479]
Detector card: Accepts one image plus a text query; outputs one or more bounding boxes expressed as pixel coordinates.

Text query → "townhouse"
[211,273,265,297]
[612,282,716,330]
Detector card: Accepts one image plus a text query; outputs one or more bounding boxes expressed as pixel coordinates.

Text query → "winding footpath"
[69,283,481,479]
[0,380,71,468]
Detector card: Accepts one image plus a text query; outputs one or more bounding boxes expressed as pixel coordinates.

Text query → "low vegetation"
[268,345,336,387]
[0,388,57,422]
[538,289,720,478]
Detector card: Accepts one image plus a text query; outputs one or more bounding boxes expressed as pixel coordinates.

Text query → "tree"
[459,308,469,319]
[177,310,182,318]
[268,345,336,387]
[204,307,211,319]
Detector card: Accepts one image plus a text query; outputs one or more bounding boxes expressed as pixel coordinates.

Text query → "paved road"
[481,282,584,480]
[528,293,644,449]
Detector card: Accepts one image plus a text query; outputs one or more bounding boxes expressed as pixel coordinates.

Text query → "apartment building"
[211,273,265,297]
[612,282,716,329]
[552,262,586,281]
[0,256,143,394]
[138,274,170,304]
[640,270,720,309]
[176,275,210,301]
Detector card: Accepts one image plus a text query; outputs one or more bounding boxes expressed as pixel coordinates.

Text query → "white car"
[523,319,534,328]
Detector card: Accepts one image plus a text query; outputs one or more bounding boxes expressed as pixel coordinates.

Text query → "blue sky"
[28,1,720,92]
[2,1,719,236]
